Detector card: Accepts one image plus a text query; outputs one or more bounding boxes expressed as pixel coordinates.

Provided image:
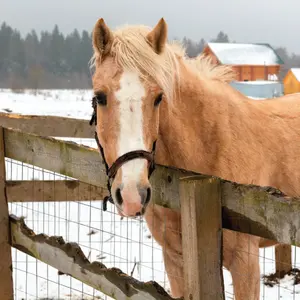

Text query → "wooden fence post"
[275,244,292,278]
[180,176,224,300]
[0,127,14,299]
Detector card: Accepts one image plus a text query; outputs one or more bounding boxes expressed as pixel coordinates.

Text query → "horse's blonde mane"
[186,53,236,83]
[90,24,236,100]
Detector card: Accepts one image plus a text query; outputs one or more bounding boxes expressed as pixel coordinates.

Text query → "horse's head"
[90,18,176,217]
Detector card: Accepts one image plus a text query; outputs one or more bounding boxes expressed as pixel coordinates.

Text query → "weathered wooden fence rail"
[10,215,174,300]
[3,125,300,246]
[0,112,298,299]
[0,112,94,138]
[0,127,14,299]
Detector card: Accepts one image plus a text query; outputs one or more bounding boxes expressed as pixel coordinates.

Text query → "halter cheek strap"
[90,105,157,211]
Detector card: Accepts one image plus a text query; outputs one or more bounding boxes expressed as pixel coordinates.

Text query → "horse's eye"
[154,93,163,107]
[94,92,107,106]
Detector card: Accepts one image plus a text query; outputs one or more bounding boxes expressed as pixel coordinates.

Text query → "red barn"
[202,43,284,81]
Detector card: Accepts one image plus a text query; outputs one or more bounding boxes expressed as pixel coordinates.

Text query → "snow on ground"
[248,96,267,100]
[0,88,93,119]
[1,88,300,299]
[239,80,280,85]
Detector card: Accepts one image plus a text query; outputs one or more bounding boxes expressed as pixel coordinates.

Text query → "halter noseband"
[90,97,156,211]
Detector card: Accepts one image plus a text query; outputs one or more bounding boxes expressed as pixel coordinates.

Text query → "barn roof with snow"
[290,68,300,82]
[206,43,284,66]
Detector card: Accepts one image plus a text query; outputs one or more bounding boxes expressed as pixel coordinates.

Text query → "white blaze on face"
[115,70,147,184]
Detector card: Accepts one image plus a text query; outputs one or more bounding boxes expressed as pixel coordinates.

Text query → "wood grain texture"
[0,112,93,138]
[221,182,300,246]
[180,177,224,300]
[6,180,107,203]
[0,128,14,299]
[275,244,292,278]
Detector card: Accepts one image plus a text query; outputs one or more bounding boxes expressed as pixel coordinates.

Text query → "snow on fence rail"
[0,112,299,299]
[10,215,173,300]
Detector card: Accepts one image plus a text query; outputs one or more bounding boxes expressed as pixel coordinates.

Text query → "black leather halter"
[90,98,157,211]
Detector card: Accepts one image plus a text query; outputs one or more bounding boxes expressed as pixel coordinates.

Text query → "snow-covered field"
[1,88,300,299]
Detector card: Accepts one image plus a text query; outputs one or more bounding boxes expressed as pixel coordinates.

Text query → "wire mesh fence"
[7,137,170,299]
[5,136,300,299]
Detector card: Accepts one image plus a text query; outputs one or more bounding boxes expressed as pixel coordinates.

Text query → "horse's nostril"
[139,187,151,205]
[145,187,151,205]
[115,187,123,205]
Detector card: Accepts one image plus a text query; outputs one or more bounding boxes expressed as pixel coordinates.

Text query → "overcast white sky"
[1,0,300,53]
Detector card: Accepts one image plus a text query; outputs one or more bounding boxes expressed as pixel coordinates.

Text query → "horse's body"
[90,18,300,299]
[143,54,300,299]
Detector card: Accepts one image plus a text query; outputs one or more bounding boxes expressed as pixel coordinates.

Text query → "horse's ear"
[146,18,167,54]
[92,18,113,57]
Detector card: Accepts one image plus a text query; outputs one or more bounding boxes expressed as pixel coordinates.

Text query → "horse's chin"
[116,206,133,218]
[116,206,145,219]
[116,206,125,217]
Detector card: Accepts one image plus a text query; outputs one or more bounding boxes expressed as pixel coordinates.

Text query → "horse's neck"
[157,66,267,186]
[157,65,300,196]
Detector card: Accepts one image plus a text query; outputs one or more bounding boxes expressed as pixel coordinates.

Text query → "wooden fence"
[0,112,299,299]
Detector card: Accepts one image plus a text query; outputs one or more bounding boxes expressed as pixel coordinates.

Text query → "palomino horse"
[89,17,298,299]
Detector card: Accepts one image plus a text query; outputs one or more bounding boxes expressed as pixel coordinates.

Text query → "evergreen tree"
[212,31,230,43]
[0,23,13,77]
[24,30,40,67]
[48,25,66,75]
[79,30,93,74]
[65,29,82,73]
[9,29,26,75]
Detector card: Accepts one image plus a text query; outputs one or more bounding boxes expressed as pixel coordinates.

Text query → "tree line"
[0,22,299,89]
[0,22,93,89]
